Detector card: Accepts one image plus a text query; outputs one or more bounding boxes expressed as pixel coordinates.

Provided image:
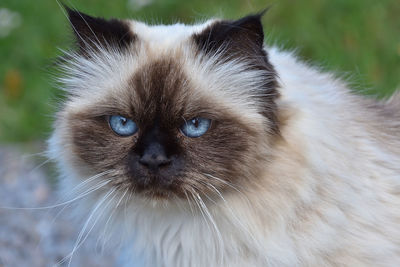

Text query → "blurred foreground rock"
[0,146,117,267]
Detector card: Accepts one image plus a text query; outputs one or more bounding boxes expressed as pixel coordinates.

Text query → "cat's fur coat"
[48,8,400,267]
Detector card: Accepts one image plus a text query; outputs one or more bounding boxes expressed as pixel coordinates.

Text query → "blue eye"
[109,115,138,136]
[180,117,211,138]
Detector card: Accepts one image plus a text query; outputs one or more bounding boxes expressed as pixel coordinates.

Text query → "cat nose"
[139,142,171,170]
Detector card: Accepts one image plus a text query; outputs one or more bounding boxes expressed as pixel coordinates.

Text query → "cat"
[48,6,400,267]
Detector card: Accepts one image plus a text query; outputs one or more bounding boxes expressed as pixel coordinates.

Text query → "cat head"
[49,7,279,203]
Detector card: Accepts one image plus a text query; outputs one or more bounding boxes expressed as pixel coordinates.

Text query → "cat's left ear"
[193,10,268,60]
[193,11,280,134]
[64,6,135,53]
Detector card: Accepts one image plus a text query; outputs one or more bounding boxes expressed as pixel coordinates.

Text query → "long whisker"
[203,173,250,205]
[60,170,114,200]
[21,151,49,159]
[54,188,116,266]
[184,190,195,216]
[188,186,224,265]
[98,188,129,251]
[123,190,133,232]
[33,172,113,254]
[0,170,113,210]
[203,173,244,192]
[49,171,113,215]
[200,181,259,246]
[193,191,224,266]
[188,189,211,232]
[27,158,52,175]
[54,176,112,216]
[67,188,118,267]
[0,179,111,211]
[197,181,218,205]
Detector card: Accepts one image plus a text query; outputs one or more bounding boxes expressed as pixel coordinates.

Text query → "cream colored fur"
[49,20,400,267]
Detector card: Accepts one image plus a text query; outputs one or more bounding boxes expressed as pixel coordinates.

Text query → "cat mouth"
[141,188,175,199]
[133,174,185,199]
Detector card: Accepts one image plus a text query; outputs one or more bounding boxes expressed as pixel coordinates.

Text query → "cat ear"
[194,11,279,134]
[64,6,135,52]
[193,10,268,60]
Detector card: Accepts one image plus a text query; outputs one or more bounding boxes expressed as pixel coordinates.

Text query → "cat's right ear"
[64,6,135,53]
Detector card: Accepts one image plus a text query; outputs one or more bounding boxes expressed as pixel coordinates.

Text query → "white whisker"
[188,189,211,232]
[98,188,129,251]
[61,170,114,200]
[28,158,52,175]
[203,173,250,205]
[0,179,111,211]
[184,190,195,216]
[193,192,224,266]
[68,188,118,267]
[54,188,117,267]
[201,180,259,247]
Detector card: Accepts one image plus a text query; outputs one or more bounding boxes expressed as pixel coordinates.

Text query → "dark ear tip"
[59,1,73,14]
[60,2,87,23]
[246,5,273,23]
[237,7,272,28]
[60,3,75,21]
[257,6,273,18]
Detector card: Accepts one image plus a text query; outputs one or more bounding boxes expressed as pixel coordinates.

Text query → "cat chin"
[138,193,189,209]
[135,188,182,203]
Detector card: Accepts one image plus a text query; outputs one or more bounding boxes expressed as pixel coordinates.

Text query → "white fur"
[49,19,400,267]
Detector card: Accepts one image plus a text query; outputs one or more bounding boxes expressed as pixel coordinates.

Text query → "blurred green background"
[1,0,399,142]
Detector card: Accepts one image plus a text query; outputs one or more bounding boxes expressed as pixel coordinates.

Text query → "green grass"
[1,0,399,142]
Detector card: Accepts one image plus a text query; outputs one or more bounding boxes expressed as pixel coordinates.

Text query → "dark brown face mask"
[62,8,279,200]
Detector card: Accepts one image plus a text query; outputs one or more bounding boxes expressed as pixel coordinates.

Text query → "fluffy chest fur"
[49,7,400,267]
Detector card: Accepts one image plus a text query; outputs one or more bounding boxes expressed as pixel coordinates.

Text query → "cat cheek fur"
[48,7,400,267]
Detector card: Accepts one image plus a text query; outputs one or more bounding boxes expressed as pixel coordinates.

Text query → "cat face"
[50,8,279,202]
